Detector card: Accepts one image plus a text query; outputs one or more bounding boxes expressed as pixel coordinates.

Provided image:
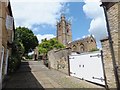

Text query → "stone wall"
[101,38,116,88]
[34,47,39,60]
[0,1,14,89]
[100,2,120,88]
[0,2,2,66]
[118,2,120,86]
[0,2,2,90]
[68,35,97,53]
[48,48,71,75]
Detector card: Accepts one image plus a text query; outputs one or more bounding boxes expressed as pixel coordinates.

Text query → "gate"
[69,51,105,85]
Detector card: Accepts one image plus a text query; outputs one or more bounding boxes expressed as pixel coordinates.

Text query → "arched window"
[91,39,93,42]
[73,45,77,51]
[80,43,84,53]
[67,29,69,33]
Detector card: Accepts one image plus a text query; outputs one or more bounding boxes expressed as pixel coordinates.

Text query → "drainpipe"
[100,3,120,90]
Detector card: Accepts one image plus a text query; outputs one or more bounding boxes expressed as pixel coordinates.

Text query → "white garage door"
[69,51,105,85]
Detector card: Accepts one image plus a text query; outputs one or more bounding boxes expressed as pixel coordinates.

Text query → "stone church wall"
[68,36,97,53]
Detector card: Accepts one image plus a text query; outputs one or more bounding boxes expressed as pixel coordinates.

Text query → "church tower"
[57,15,72,46]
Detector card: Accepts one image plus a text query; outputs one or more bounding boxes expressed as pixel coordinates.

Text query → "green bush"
[8,55,21,73]
[89,48,99,52]
[8,40,24,73]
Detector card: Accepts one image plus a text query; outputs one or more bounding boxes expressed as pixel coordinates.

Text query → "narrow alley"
[3,60,105,89]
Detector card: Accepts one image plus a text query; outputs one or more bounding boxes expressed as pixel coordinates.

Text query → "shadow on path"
[2,61,44,89]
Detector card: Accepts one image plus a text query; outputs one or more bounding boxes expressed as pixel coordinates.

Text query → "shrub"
[8,40,24,73]
[89,48,99,52]
[8,55,21,73]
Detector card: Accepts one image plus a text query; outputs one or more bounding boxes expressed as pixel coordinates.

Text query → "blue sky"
[67,2,91,40]
[30,2,92,41]
[10,0,108,48]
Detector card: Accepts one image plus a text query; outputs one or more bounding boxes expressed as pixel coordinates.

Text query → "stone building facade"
[57,15,97,53]
[100,2,120,89]
[0,0,14,89]
[57,15,72,46]
[68,35,97,53]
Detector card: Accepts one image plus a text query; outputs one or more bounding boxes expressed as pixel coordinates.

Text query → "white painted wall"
[69,51,105,85]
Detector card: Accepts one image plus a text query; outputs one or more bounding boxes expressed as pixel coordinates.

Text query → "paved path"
[3,60,105,89]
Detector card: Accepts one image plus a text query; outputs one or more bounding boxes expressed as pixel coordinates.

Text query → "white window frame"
[6,15,14,30]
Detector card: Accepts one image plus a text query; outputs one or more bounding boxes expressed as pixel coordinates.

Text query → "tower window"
[67,29,69,33]
[59,24,61,27]
[91,39,93,42]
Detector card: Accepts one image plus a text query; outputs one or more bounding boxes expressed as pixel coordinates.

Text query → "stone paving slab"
[3,61,106,89]
[3,61,62,89]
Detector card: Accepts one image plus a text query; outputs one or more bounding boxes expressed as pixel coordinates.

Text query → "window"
[80,44,84,53]
[73,45,77,51]
[6,15,14,30]
[67,29,69,33]
[91,39,93,42]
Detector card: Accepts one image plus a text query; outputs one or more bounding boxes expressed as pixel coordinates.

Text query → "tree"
[15,27,38,54]
[38,38,65,54]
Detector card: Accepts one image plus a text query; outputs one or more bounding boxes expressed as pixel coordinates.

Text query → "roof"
[101,0,118,3]
[69,35,96,45]
[101,2,117,10]
[100,37,109,42]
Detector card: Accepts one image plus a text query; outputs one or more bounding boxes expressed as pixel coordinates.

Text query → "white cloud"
[75,37,81,40]
[36,34,56,43]
[10,0,69,28]
[83,0,108,41]
[32,27,39,32]
[82,35,91,38]
[10,0,85,3]
[89,17,107,40]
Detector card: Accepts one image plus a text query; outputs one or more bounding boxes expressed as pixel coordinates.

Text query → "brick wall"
[100,2,120,88]
[118,2,120,85]
[101,38,116,88]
